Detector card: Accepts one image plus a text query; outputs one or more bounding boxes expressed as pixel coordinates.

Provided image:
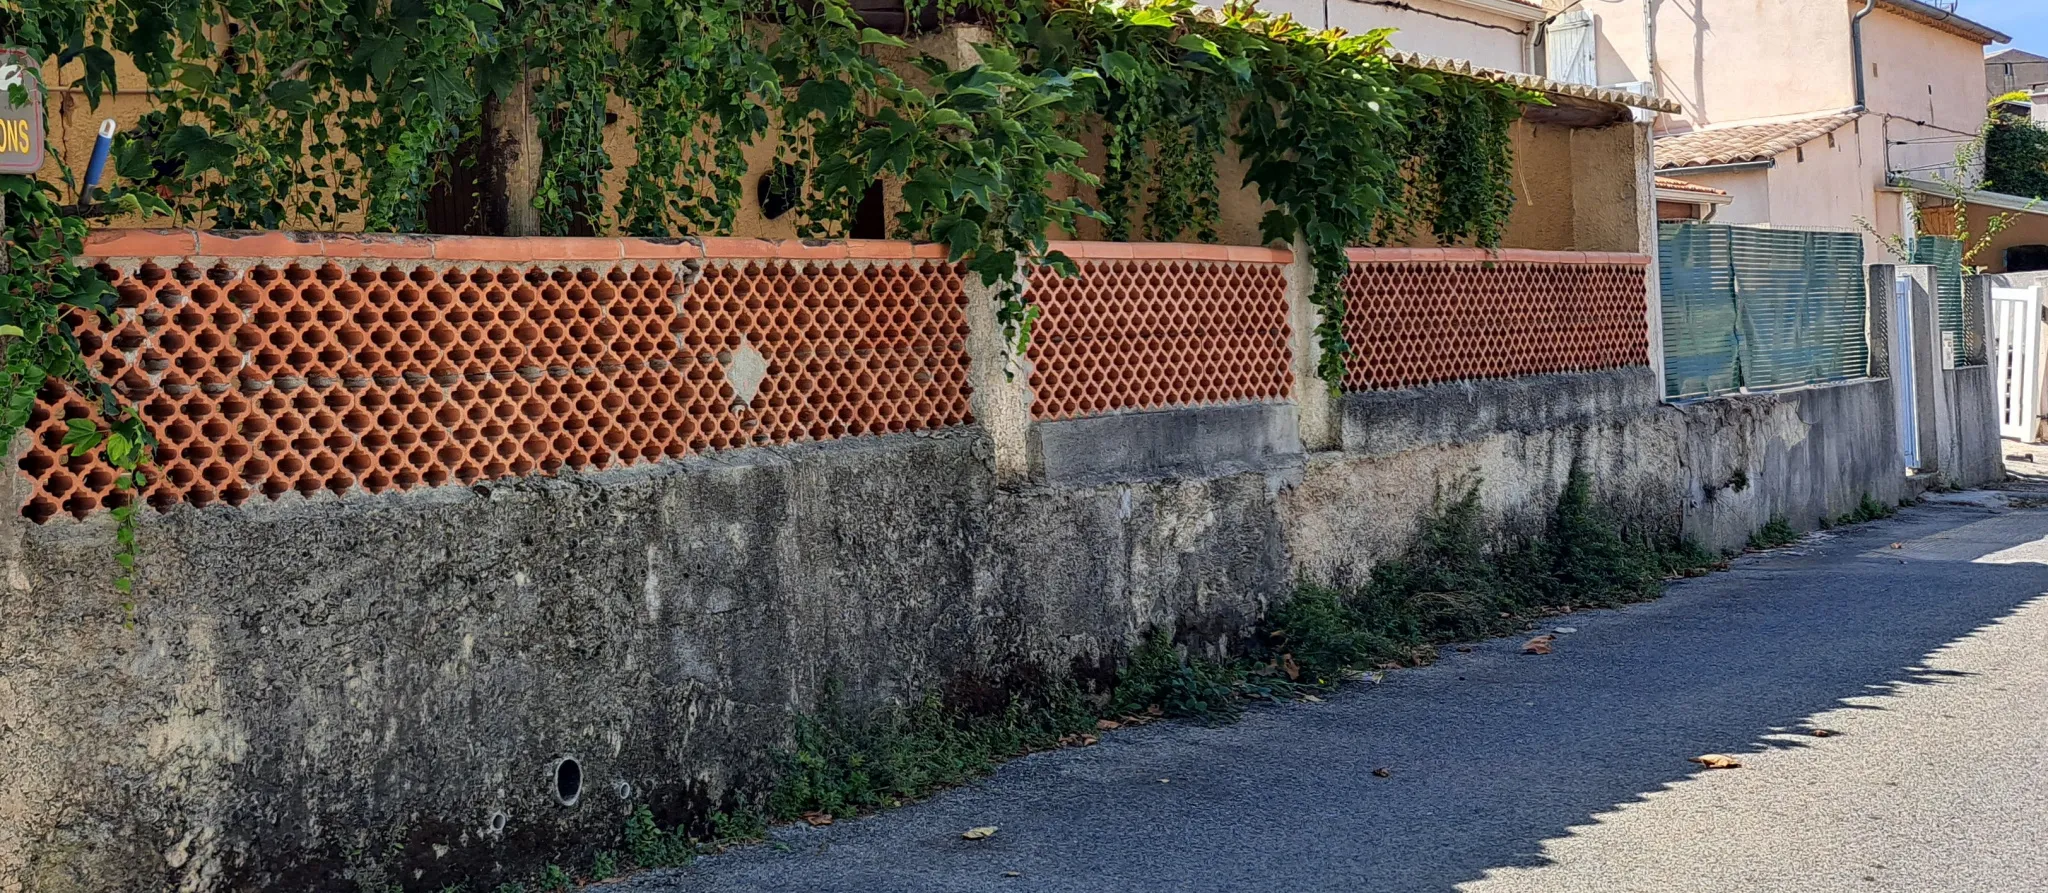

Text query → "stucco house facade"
[1258,0,1547,74]
[1545,0,2017,266]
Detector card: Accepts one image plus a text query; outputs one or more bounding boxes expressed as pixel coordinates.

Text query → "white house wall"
[1256,0,1533,73]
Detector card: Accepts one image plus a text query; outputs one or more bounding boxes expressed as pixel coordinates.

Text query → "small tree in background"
[1984,92,2048,200]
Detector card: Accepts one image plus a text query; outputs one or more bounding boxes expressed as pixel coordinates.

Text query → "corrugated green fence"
[1911,235,1971,367]
[1657,223,1870,400]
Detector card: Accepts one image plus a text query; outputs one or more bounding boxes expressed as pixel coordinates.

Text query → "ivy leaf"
[858,28,909,48]
[266,79,316,114]
[948,168,997,208]
[924,108,973,131]
[173,64,214,92]
[1098,50,1140,82]
[164,126,237,176]
[80,48,118,104]
[62,418,104,457]
[1127,7,1174,27]
[795,79,854,119]
[1174,34,1223,60]
[0,325,22,338]
[106,431,136,467]
[941,218,981,262]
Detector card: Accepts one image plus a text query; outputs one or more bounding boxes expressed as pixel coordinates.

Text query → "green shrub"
[1748,517,1799,550]
[623,805,693,869]
[1111,628,1245,720]
[767,683,1094,821]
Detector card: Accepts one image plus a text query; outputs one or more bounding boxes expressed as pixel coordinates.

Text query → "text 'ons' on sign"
[0,49,44,175]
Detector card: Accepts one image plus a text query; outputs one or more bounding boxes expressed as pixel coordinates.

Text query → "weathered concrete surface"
[595,503,2048,893]
[1030,402,1301,487]
[1675,379,1908,551]
[0,369,1935,891]
[1941,366,2005,487]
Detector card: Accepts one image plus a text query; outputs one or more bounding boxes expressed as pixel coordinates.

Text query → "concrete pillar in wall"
[1285,236,1341,451]
[1575,121,1665,399]
[1568,122,1652,254]
[1866,263,1896,381]
[1897,265,1946,474]
[962,274,1036,482]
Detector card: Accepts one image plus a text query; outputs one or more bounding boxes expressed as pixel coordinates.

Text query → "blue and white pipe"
[81,119,115,202]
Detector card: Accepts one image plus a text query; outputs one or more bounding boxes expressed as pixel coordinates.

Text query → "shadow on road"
[603,505,2048,893]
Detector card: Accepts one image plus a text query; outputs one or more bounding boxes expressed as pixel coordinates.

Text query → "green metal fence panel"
[1730,227,1869,389]
[1657,222,1738,399]
[1657,222,1869,399]
[1913,235,1967,367]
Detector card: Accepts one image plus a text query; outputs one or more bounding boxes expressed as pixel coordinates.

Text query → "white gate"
[1992,286,2042,443]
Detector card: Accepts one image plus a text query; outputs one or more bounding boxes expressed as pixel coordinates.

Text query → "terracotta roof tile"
[1385,50,1683,114]
[1654,176,1727,196]
[1654,113,1860,169]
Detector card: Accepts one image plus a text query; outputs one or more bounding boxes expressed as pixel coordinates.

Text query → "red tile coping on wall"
[1344,247,1653,266]
[85,230,963,263]
[1046,241,1294,264]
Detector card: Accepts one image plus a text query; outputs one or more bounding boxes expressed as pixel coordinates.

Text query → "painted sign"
[0,49,44,175]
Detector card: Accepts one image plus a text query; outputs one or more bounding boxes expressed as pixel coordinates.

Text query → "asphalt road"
[600,499,2048,893]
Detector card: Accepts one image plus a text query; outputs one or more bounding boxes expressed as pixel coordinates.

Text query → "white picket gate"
[1991,286,2042,443]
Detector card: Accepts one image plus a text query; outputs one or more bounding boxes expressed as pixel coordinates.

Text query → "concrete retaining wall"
[0,364,1917,892]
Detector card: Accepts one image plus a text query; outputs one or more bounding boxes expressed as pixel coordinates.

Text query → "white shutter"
[1547,10,1597,86]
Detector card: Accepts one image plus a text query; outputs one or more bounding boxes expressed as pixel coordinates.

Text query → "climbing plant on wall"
[0,0,1536,573]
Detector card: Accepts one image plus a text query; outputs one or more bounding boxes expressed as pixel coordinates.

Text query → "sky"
[1966,0,2048,53]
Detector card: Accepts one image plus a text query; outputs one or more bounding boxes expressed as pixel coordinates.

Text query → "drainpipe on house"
[1642,0,1659,101]
[1851,0,1877,111]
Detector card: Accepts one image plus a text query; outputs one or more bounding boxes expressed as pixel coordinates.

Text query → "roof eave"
[1436,0,1547,24]
[1656,187,1733,205]
[1887,174,2048,215]
[1879,0,2011,45]
[1654,159,1778,176]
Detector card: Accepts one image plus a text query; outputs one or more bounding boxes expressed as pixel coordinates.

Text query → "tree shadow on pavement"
[600,505,2048,893]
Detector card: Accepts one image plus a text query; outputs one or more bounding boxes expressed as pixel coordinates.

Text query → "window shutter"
[1548,10,1597,85]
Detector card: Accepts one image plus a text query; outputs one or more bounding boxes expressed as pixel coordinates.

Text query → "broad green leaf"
[858,28,909,48]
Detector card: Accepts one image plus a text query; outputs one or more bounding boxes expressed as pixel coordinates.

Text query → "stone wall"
[0,234,1969,893]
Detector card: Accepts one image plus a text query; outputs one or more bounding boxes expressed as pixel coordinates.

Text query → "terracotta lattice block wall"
[1340,248,1651,392]
[1026,245,1294,421]
[19,235,969,522]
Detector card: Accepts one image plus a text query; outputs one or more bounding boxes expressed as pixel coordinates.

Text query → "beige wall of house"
[1260,0,1537,72]
[1858,5,1993,182]
[1586,0,1858,133]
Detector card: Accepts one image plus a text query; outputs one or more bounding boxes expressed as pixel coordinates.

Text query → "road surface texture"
[601,498,2048,893]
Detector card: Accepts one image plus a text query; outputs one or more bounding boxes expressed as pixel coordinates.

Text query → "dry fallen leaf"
[1455,645,1474,653]
[1282,653,1302,680]
[1809,728,1839,738]
[1890,542,1904,550]
[1522,634,1555,655]
[1301,694,1323,703]
[962,826,998,840]
[1096,719,1120,731]
[1371,767,1391,778]
[1376,661,1403,670]
[1689,754,1743,770]
[1146,704,1164,717]
[1004,871,1022,878]
[801,811,834,826]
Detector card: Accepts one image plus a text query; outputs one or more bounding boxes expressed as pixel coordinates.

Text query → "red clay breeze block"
[20,249,971,521]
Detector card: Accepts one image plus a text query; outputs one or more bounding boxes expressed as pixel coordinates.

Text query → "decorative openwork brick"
[1026,245,1293,420]
[1340,248,1651,392]
[19,235,969,521]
